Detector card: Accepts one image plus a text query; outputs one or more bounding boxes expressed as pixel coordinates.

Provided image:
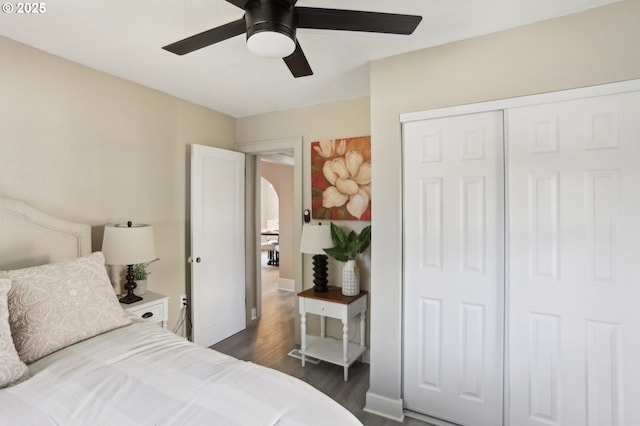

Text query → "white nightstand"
[123,291,169,328]
[298,286,367,381]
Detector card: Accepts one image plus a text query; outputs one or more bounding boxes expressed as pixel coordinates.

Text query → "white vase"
[342,260,360,296]
[133,279,147,296]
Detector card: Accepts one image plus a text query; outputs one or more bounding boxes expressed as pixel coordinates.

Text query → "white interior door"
[507,91,640,426]
[403,111,504,425]
[190,144,246,347]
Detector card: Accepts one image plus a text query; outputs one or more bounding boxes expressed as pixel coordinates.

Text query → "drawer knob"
[321,306,325,310]
[142,312,154,319]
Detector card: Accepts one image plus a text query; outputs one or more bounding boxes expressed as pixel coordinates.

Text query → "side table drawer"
[122,291,169,328]
[302,297,343,319]
[129,303,164,324]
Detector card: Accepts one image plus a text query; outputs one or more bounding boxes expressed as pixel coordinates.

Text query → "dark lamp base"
[119,264,143,304]
[119,292,142,304]
[311,254,329,293]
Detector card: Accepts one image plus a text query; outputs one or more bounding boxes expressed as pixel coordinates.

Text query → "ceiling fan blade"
[283,41,312,78]
[296,7,422,35]
[163,19,246,55]
[224,0,247,9]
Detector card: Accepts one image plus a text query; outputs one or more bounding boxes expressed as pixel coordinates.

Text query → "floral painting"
[311,136,371,221]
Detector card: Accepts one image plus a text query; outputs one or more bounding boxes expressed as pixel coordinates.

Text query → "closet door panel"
[403,111,504,426]
[507,91,640,426]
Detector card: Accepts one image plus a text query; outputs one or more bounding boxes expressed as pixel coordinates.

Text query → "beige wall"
[260,161,294,281]
[367,0,640,418]
[0,37,236,330]
[260,177,279,230]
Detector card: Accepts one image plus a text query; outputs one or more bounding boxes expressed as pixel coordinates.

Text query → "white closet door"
[507,91,640,426]
[403,111,504,425]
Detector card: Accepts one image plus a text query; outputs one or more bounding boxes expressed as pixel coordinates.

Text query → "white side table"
[298,286,367,381]
[123,291,169,328]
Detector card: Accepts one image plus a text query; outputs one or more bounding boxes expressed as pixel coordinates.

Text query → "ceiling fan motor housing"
[245,0,297,58]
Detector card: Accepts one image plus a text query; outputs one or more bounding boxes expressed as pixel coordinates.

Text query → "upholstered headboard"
[0,196,91,270]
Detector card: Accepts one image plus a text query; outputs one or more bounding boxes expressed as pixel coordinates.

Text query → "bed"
[0,195,362,425]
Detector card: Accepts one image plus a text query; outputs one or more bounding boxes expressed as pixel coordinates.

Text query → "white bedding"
[0,320,362,426]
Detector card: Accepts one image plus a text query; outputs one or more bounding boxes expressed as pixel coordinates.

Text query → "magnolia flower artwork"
[311,136,371,220]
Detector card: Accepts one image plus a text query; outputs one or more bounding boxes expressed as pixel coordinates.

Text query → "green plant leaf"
[357,225,371,252]
[324,223,371,262]
[132,263,149,280]
[323,247,349,262]
[330,222,348,248]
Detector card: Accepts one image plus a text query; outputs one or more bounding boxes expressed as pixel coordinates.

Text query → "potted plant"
[323,223,371,296]
[132,262,152,296]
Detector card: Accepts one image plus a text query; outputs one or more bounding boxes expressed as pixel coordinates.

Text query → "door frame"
[401,80,640,124]
[236,137,303,340]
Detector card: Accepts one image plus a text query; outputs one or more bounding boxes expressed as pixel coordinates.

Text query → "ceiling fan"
[163,0,422,78]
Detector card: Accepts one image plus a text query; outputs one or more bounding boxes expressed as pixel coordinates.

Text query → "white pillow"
[1,252,132,363]
[0,278,28,387]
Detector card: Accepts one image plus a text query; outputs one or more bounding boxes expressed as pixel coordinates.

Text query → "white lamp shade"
[300,223,333,255]
[247,31,295,58]
[102,223,156,266]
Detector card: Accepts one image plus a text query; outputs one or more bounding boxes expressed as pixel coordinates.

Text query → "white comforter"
[0,320,362,425]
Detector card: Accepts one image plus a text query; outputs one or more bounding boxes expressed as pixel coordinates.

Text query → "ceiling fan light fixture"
[247,30,295,58]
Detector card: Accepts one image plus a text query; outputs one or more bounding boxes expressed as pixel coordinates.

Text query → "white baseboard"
[364,392,404,422]
[277,278,295,291]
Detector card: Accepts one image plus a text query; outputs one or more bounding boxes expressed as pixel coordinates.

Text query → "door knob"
[195,257,202,263]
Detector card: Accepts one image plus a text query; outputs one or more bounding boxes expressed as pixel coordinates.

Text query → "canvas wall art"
[311,136,371,221]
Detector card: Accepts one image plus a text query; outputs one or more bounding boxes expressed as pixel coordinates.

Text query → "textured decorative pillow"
[0,278,28,388]
[1,252,131,363]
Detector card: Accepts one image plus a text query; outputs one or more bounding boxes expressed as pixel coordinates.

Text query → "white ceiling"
[1,0,617,118]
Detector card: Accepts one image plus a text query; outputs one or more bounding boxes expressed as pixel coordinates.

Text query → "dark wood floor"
[211,253,430,426]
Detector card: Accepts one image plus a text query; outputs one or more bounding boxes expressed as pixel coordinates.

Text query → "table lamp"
[300,223,333,292]
[102,221,156,304]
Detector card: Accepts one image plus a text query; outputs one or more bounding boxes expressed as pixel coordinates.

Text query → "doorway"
[260,176,280,270]
[236,137,304,343]
[259,159,294,327]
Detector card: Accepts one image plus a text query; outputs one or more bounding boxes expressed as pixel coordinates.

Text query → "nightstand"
[298,286,368,381]
[123,291,169,328]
